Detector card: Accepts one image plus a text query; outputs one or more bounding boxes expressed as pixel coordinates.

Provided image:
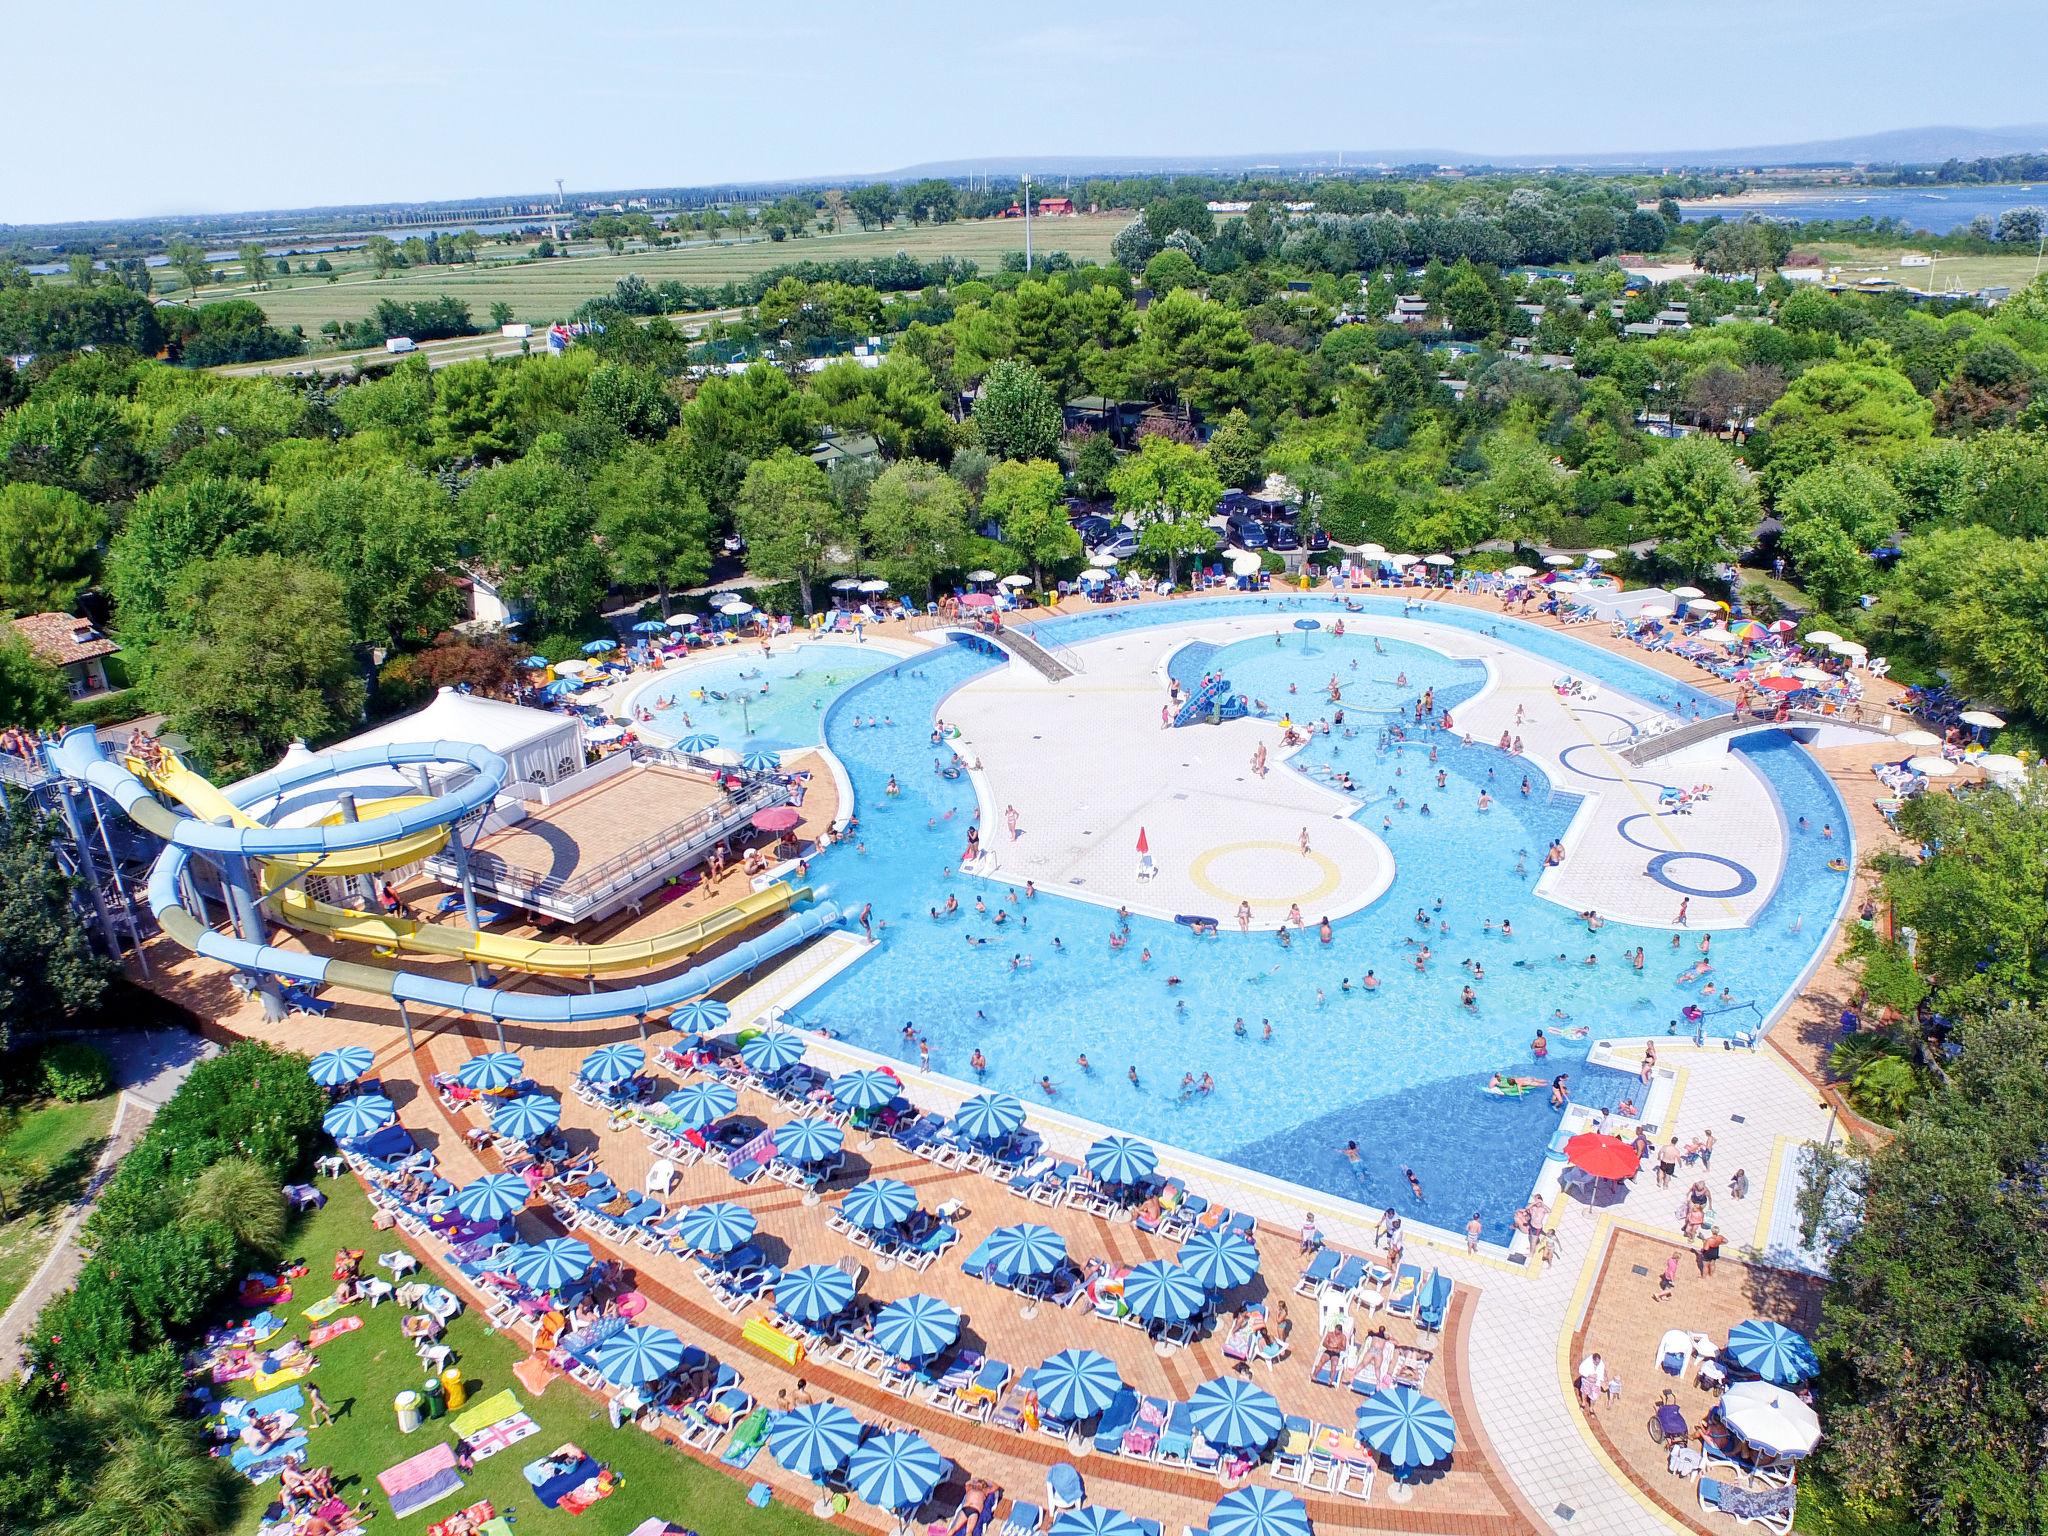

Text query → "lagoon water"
[1681,183,2044,234]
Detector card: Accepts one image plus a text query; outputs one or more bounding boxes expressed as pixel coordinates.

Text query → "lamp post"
[1021,172,1032,272]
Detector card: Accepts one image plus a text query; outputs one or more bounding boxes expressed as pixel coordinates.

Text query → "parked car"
[1302,523,1330,552]
[1072,515,1114,544]
[1225,513,1269,550]
[1091,529,1140,561]
[1263,520,1301,551]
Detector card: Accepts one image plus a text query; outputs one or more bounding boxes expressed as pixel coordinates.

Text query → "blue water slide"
[46,726,841,1024]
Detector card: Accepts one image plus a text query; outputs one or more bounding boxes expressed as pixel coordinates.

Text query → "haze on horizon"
[8,0,2046,225]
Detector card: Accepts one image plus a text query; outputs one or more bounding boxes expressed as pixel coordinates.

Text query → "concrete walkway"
[0,1029,213,1366]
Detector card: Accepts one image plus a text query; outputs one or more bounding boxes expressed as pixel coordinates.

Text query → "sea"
[1680,184,2045,234]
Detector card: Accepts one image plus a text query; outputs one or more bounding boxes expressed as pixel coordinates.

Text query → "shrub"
[39,1040,112,1102]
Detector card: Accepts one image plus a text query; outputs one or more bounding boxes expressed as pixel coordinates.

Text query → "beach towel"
[241,1441,308,1486]
[381,1443,464,1519]
[230,1431,305,1475]
[251,1358,316,1394]
[558,1472,617,1515]
[451,1388,523,1439]
[302,1294,352,1323]
[467,1413,539,1460]
[308,1316,362,1347]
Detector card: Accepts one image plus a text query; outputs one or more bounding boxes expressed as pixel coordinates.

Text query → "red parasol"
[960,592,995,609]
[1755,675,1804,694]
[1136,827,1150,855]
[1564,1132,1640,1181]
[752,807,802,833]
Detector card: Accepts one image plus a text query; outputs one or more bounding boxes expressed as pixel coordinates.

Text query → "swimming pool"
[780,597,1849,1233]
[628,642,894,750]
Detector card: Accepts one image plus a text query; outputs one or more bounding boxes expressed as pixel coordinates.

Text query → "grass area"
[0,1093,118,1317]
[228,1176,814,1536]
[172,215,1128,335]
[1794,241,2045,293]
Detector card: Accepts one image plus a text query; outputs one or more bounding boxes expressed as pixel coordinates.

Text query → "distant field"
[1795,241,2045,294]
[178,213,1128,333]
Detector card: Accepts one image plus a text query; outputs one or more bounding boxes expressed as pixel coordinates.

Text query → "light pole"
[1021,172,1033,272]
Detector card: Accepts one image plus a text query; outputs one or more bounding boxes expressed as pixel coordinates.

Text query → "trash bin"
[420,1376,445,1420]
[395,1390,422,1434]
[440,1366,468,1411]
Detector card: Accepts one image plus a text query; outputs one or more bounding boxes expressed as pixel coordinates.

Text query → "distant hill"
[878,124,2048,180]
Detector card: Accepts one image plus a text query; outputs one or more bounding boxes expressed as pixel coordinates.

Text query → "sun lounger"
[1121,1394,1168,1459]
[1294,1250,1339,1297]
[1384,1262,1423,1318]
[1001,1500,1043,1536]
[1697,1477,1796,1534]
[1045,1463,1084,1513]
[1092,1387,1139,1455]
[1154,1400,1193,1466]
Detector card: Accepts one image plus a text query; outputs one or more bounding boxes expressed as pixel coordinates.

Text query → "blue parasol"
[593,1324,684,1386]
[632,619,670,634]
[456,1051,524,1091]
[490,1094,561,1141]
[579,1042,646,1084]
[774,1117,843,1164]
[985,1223,1066,1280]
[872,1294,961,1362]
[506,1237,594,1291]
[773,1263,858,1325]
[1188,1375,1284,1449]
[1355,1384,1457,1470]
[322,1094,395,1140]
[830,1069,900,1111]
[1122,1259,1206,1324]
[1726,1319,1820,1385]
[451,1172,529,1222]
[1179,1226,1261,1292]
[667,998,730,1033]
[839,1177,917,1231]
[676,733,719,752]
[518,655,550,669]
[581,639,618,655]
[953,1092,1025,1144]
[1033,1349,1122,1420]
[739,747,783,773]
[847,1429,947,1511]
[1085,1135,1157,1186]
[675,1200,757,1254]
[662,1079,738,1128]
[767,1401,864,1479]
[1209,1486,1313,1536]
[741,1030,805,1073]
[308,1046,374,1087]
[1050,1510,1143,1536]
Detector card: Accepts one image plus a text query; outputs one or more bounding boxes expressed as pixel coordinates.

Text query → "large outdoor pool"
[779,597,1851,1234]
[628,642,892,751]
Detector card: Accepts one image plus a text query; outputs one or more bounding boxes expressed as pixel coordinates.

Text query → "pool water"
[783,597,1849,1235]
[635,643,892,750]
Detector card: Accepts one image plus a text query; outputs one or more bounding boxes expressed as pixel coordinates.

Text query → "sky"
[8,0,2048,225]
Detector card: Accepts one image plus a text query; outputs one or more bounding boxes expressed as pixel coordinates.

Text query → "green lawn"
[0,1093,118,1317]
[228,1177,815,1536]
[1795,241,2046,294]
[166,214,1127,336]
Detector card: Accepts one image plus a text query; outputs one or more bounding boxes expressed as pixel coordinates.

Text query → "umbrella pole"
[396,997,416,1053]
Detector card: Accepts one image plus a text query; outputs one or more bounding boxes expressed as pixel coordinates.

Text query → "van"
[384,336,417,354]
[1226,513,1268,550]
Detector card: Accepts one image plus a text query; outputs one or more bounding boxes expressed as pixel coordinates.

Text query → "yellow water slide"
[135,753,805,977]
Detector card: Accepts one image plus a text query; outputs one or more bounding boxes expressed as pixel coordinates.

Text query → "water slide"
[47,727,841,1025]
[136,748,805,975]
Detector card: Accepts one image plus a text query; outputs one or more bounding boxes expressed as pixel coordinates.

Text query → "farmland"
[1793,240,2046,294]
[178,212,1129,335]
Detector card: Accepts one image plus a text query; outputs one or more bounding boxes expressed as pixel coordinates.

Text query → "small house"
[11,613,119,698]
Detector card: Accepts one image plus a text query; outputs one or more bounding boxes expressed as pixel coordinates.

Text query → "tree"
[1915,539,2048,725]
[1758,351,1933,496]
[430,357,516,461]
[466,457,607,635]
[164,300,301,366]
[0,636,70,731]
[185,1157,286,1257]
[1109,437,1224,585]
[0,284,164,357]
[1205,410,1264,491]
[1776,460,1907,612]
[971,359,1063,461]
[0,815,112,1053]
[862,460,972,600]
[270,464,464,649]
[678,363,813,514]
[0,483,106,613]
[594,442,716,615]
[982,458,1077,588]
[1134,289,1254,414]
[1817,1006,2048,1534]
[734,450,843,616]
[1631,435,1760,578]
[902,179,958,224]
[56,1388,231,1536]
[1144,249,1201,296]
[1439,261,1504,337]
[848,184,899,230]
[143,555,364,779]
[165,238,211,295]
[363,234,398,277]
[106,476,268,646]
[489,300,515,328]
[236,243,268,289]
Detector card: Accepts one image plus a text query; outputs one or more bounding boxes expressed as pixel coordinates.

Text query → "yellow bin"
[440,1366,468,1411]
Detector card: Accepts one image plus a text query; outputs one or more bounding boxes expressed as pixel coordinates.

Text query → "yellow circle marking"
[1188,841,1345,907]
